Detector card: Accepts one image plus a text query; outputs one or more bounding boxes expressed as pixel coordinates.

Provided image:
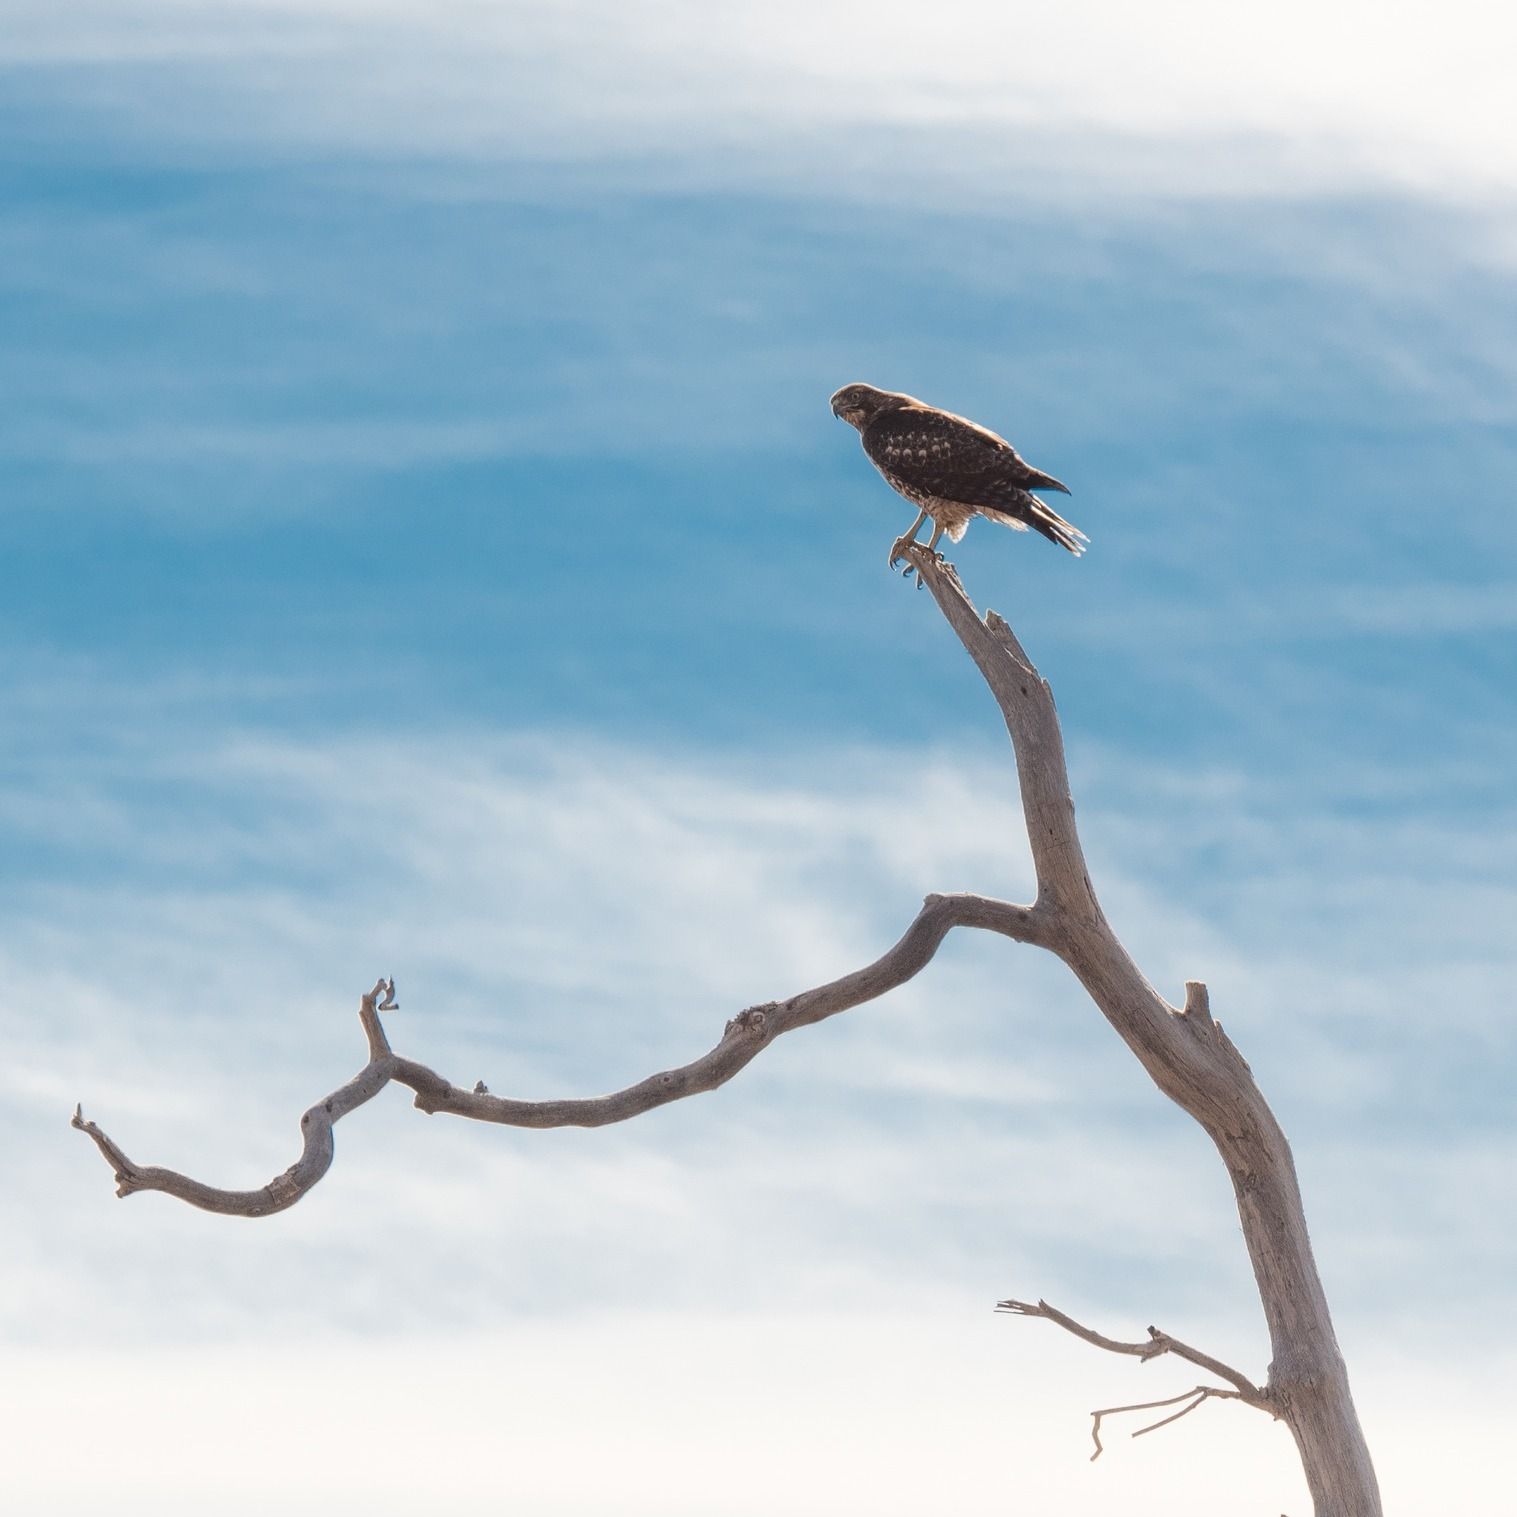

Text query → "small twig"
[1088,1385,1240,1461]
[996,1297,1269,1405]
[998,1295,1273,1460]
[1129,1389,1219,1439]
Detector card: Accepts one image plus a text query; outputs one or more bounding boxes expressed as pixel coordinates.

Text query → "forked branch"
[1088,1385,1246,1462]
[995,1297,1270,1405]
[73,544,1380,1516]
[995,1296,1274,1461]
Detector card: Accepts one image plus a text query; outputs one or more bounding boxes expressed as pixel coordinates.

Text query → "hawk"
[830,383,1086,572]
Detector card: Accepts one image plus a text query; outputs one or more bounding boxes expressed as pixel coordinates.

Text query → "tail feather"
[986,494,1088,556]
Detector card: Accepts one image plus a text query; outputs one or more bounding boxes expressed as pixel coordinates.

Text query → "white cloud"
[7,1,1517,205]
[5,725,1509,1299]
[0,1315,1320,1517]
[4,1316,1512,1515]
[2,716,1509,1506]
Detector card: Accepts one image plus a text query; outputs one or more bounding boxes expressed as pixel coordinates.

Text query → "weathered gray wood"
[917,550,1381,1517]
[75,546,1379,1515]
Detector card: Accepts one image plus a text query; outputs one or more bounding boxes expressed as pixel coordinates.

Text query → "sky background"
[3,3,1514,1512]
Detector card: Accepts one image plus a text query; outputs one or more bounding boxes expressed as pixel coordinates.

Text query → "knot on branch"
[408,1066,453,1114]
[724,1003,775,1039]
[264,1168,304,1208]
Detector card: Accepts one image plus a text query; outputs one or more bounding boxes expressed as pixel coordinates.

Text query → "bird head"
[829,382,907,431]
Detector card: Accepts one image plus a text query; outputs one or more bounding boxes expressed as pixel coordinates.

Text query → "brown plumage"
[829,383,1086,568]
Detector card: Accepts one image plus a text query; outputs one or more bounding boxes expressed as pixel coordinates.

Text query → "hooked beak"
[829,389,860,424]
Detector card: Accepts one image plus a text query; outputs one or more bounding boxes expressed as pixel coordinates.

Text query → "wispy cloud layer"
[6,723,1509,1361]
[7,1,1517,204]
[4,9,1512,1509]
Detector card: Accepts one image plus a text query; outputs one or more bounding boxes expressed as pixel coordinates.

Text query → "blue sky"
[3,5,1514,1513]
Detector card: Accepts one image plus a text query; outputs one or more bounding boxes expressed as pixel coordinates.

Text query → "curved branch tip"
[71,1104,144,1196]
[993,1297,1043,1318]
[363,975,398,1012]
[359,977,397,1058]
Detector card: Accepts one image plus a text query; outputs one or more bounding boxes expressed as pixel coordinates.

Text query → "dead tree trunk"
[75,546,1381,1515]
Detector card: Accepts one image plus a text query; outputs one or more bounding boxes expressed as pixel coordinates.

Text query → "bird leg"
[888,510,928,573]
[896,516,952,588]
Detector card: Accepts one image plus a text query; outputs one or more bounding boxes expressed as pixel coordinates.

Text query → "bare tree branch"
[1088,1385,1244,1462]
[994,1295,1270,1466]
[74,895,1050,1208]
[995,1297,1270,1406]
[74,542,1380,1514]
[899,546,1380,1514]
